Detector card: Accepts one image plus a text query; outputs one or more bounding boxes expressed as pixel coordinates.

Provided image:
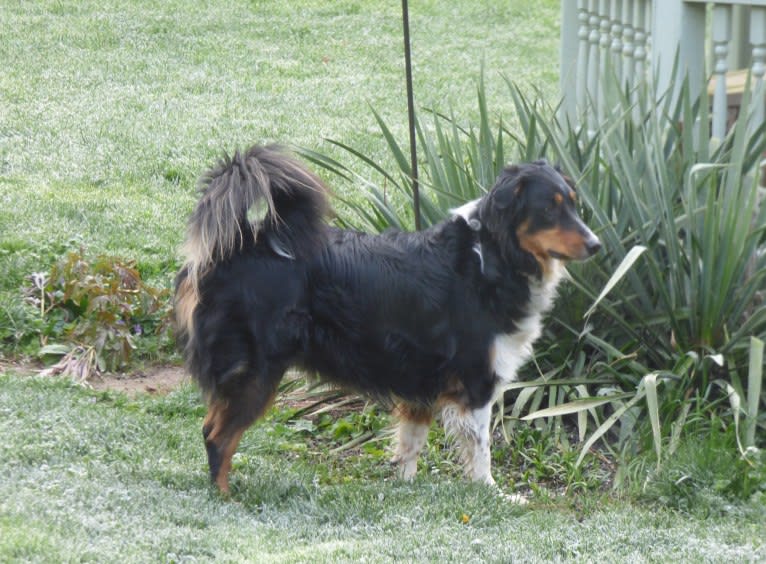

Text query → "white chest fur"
[449,201,568,394]
[491,260,565,394]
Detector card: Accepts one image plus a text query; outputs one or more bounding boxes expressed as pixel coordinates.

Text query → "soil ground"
[0,360,188,396]
[88,365,188,395]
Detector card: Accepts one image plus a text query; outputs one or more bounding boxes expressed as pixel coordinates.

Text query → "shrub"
[26,249,172,381]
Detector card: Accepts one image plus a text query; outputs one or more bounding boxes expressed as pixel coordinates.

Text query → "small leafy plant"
[26,249,171,381]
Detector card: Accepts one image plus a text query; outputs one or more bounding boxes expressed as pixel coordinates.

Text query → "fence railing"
[560,0,766,138]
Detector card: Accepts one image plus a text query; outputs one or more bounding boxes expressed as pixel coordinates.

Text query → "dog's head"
[479,160,601,275]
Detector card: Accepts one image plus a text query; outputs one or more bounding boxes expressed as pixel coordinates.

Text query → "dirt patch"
[1,359,189,396]
[90,365,189,395]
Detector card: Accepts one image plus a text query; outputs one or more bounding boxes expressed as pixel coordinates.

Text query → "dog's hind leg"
[441,401,495,485]
[391,403,432,480]
[202,369,284,493]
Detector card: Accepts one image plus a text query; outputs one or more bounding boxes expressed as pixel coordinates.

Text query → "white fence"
[560,0,766,138]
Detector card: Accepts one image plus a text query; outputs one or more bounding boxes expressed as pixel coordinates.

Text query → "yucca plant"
[300,75,513,232]
[304,70,766,479]
[534,74,766,460]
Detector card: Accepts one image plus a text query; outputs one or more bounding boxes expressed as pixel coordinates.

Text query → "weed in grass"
[266,383,613,500]
[491,424,613,498]
[142,384,207,421]
[0,292,42,357]
[629,419,766,517]
[17,249,174,378]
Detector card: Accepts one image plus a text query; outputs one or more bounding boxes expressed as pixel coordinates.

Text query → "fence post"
[560,0,580,123]
[750,6,766,135]
[400,0,420,230]
[622,0,634,89]
[651,0,706,104]
[712,5,733,140]
[577,0,591,116]
[587,0,601,130]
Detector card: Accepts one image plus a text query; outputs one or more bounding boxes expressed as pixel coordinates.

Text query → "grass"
[0,0,560,362]
[1,372,764,562]
[0,0,560,287]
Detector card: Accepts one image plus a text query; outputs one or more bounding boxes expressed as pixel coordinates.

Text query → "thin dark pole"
[401,0,421,230]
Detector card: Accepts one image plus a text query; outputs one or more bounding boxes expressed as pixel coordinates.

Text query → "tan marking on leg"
[214,427,246,494]
[203,378,281,494]
[174,275,198,338]
[392,403,433,481]
[202,399,228,440]
[434,375,469,411]
[395,403,433,425]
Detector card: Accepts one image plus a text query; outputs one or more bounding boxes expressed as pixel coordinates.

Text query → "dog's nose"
[585,236,602,256]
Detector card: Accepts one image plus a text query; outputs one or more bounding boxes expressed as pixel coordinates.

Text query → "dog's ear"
[562,173,576,191]
[492,165,525,209]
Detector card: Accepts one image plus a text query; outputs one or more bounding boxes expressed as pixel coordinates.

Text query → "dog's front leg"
[442,402,495,485]
[391,403,432,480]
[467,403,495,484]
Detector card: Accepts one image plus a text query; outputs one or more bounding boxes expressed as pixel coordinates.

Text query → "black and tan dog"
[175,145,600,493]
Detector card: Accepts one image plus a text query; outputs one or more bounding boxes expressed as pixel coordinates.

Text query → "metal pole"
[401,0,421,230]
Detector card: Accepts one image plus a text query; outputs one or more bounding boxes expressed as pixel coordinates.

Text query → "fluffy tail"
[175,145,330,339]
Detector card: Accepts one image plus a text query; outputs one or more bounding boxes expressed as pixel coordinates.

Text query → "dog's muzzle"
[584,231,602,257]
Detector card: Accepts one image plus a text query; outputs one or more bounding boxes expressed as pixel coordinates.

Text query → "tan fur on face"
[517,222,589,271]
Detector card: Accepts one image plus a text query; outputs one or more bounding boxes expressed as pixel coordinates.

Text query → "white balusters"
[633,0,647,83]
[559,0,581,123]
[587,0,602,127]
[750,6,766,134]
[622,0,635,89]
[560,0,766,144]
[577,0,591,116]
[712,4,733,140]
[599,0,612,119]
[643,1,651,73]
[611,0,624,80]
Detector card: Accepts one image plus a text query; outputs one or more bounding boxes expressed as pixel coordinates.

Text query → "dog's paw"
[390,455,418,481]
[499,491,529,505]
[485,481,528,505]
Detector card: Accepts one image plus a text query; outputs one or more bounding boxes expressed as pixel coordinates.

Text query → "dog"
[174,145,601,493]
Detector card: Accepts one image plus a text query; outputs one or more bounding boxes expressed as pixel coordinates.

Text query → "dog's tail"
[175,145,330,340]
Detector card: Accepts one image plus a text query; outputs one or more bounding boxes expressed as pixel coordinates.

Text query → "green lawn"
[1,373,764,562]
[0,0,560,284]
